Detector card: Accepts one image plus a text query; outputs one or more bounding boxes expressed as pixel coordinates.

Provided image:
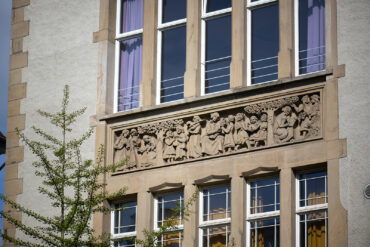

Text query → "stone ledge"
[11,20,29,39]
[9,52,28,70]
[93,28,115,43]
[12,0,30,9]
[8,82,27,101]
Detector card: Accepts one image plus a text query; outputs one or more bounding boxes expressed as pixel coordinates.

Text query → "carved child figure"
[163,130,176,163]
[138,135,156,167]
[173,126,187,161]
[202,112,224,155]
[234,113,250,150]
[127,128,140,169]
[187,115,202,159]
[274,106,296,143]
[222,115,235,152]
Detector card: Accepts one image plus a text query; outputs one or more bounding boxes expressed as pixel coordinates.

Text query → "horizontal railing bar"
[119,84,140,91]
[299,45,326,53]
[206,74,230,81]
[252,72,278,79]
[252,55,278,63]
[161,91,184,98]
[203,55,232,64]
[161,75,184,83]
[299,53,326,61]
[299,62,326,70]
[252,63,278,71]
[205,81,230,89]
[161,83,184,90]
[205,65,230,73]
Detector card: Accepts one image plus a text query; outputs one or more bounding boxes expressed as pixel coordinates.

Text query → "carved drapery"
[112,91,322,171]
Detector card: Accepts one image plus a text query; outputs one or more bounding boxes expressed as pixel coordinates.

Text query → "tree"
[0,85,125,247]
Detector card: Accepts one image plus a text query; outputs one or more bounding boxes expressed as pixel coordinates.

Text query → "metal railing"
[204,55,231,93]
[251,55,278,83]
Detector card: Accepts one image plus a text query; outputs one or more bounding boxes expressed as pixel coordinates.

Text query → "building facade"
[4,0,370,246]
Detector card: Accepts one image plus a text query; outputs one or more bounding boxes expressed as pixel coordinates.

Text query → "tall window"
[296,170,328,247]
[199,184,231,247]
[246,177,280,247]
[247,0,279,85]
[157,0,187,104]
[154,191,184,247]
[296,0,326,75]
[111,200,137,246]
[201,0,232,95]
[115,0,143,112]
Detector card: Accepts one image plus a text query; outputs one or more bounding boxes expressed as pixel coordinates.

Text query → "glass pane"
[205,15,231,94]
[251,3,279,84]
[250,218,280,247]
[203,225,230,247]
[299,0,325,74]
[161,26,186,103]
[114,209,119,234]
[206,0,231,13]
[162,0,186,23]
[121,0,143,33]
[119,206,136,233]
[250,177,279,214]
[162,232,183,247]
[118,37,142,111]
[299,171,327,206]
[158,192,183,226]
[300,212,327,247]
[114,238,136,247]
[209,193,227,220]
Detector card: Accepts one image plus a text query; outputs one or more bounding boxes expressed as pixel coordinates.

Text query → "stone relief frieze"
[112,92,322,171]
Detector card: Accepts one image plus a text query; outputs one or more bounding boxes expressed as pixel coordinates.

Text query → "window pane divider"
[199,218,231,228]
[111,231,137,240]
[296,203,328,214]
[246,210,280,221]
[116,29,143,40]
[202,8,232,19]
[158,18,187,30]
[246,0,278,9]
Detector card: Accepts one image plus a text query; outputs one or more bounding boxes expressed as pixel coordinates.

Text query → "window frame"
[295,170,328,247]
[156,0,187,105]
[110,200,138,246]
[198,184,232,247]
[201,0,232,96]
[246,0,279,86]
[153,190,185,247]
[114,0,144,113]
[294,0,326,77]
[246,176,280,247]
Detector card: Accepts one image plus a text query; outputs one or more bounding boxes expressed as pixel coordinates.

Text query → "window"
[199,184,231,247]
[154,191,184,247]
[295,0,326,75]
[115,0,143,112]
[246,177,280,247]
[111,200,137,246]
[247,0,279,85]
[157,0,187,104]
[296,170,328,247]
[201,0,232,95]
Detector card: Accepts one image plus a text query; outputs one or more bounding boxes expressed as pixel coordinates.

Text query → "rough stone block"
[9,52,28,70]
[12,7,24,24]
[6,146,24,164]
[4,178,23,196]
[8,69,22,85]
[7,114,25,132]
[11,38,23,54]
[5,131,19,149]
[7,100,21,117]
[5,164,18,181]
[11,21,29,39]
[8,83,26,101]
[12,0,30,9]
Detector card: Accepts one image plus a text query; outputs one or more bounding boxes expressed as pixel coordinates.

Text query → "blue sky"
[0,0,12,243]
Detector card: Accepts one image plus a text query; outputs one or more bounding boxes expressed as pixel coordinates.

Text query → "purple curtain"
[306,0,325,73]
[121,0,143,33]
[118,37,142,111]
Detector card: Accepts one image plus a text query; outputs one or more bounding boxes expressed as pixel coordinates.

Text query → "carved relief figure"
[186,115,202,159]
[222,115,235,152]
[256,113,268,147]
[163,130,176,163]
[127,128,140,169]
[274,106,297,143]
[138,135,157,167]
[173,126,187,161]
[113,129,130,165]
[248,115,262,148]
[234,113,249,150]
[202,112,224,155]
